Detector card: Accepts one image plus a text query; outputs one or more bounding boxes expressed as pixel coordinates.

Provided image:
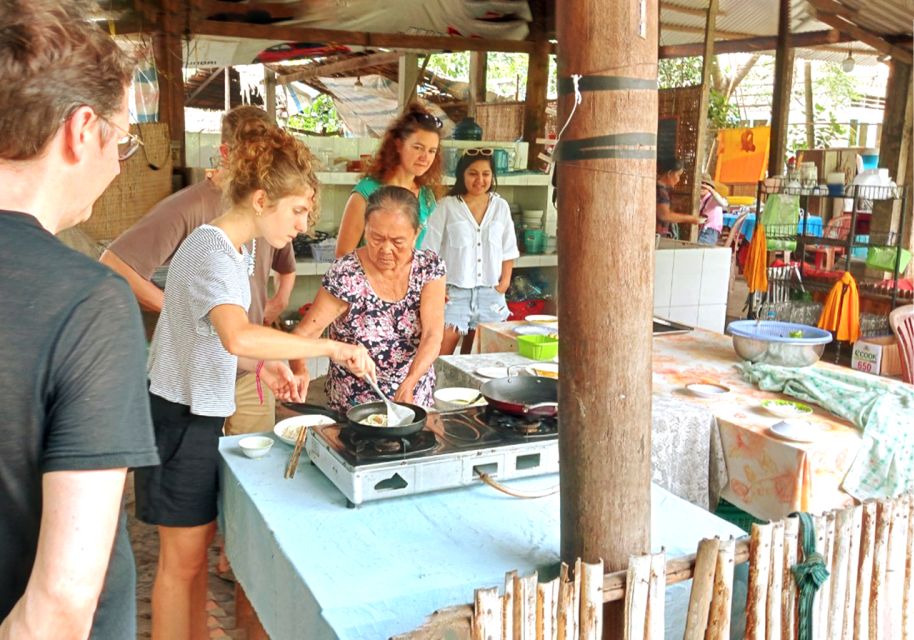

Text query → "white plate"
[475,366,509,379]
[526,314,558,324]
[685,383,730,398]
[273,414,336,446]
[761,399,814,419]
[514,324,557,336]
[525,363,559,379]
[768,420,828,443]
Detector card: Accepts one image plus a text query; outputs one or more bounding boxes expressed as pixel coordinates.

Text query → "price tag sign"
[851,340,883,375]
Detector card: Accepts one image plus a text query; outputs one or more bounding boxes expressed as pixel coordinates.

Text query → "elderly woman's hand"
[393,381,416,404]
[331,341,376,381]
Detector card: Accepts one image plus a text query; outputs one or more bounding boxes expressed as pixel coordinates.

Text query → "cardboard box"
[851,335,903,377]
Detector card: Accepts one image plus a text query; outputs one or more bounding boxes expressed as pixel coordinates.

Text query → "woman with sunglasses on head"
[423,148,519,355]
[334,102,444,258]
[137,119,374,640]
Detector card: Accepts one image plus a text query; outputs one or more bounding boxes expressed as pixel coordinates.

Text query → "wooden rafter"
[659,28,852,58]
[660,22,753,39]
[660,1,726,18]
[806,0,913,64]
[277,52,401,84]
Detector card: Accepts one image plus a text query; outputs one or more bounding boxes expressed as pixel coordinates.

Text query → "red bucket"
[507,299,546,321]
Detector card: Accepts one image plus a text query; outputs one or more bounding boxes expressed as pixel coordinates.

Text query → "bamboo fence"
[404,491,914,639]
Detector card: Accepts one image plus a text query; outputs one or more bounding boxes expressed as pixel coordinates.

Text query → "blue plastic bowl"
[726,321,832,367]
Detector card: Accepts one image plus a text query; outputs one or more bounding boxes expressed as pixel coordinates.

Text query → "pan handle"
[522,402,559,413]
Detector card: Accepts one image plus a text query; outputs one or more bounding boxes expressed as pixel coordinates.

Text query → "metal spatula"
[364,376,415,426]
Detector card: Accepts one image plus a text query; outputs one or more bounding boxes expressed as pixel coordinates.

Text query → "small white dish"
[761,399,814,419]
[475,366,509,379]
[434,387,487,410]
[525,363,559,379]
[273,414,336,446]
[526,314,558,324]
[768,420,827,443]
[685,382,730,398]
[514,324,557,336]
[239,436,274,459]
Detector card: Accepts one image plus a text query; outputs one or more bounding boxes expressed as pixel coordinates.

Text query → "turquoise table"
[219,434,747,640]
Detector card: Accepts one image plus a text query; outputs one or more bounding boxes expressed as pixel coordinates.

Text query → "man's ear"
[61,106,97,163]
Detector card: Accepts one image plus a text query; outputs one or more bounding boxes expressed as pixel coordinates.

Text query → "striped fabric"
[149,225,251,417]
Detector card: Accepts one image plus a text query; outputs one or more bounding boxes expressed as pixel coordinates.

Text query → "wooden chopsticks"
[284,426,307,479]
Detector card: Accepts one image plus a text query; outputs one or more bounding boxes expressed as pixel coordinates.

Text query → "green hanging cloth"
[790,512,830,640]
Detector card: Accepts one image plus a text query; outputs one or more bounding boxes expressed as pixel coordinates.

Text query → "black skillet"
[282,401,427,437]
[479,376,558,417]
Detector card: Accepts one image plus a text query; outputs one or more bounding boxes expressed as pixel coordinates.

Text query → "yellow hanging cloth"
[745,222,769,293]
[817,271,860,342]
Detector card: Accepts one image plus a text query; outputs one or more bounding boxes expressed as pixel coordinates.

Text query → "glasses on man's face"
[464,148,493,157]
[101,117,144,161]
[408,111,443,130]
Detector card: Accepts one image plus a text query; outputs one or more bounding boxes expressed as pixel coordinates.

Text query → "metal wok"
[479,376,558,417]
[282,401,427,438]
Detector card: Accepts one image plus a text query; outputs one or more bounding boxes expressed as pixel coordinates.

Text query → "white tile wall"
[667,305,700,327]
[697,304,728,334]
[654,245,732,334]
[698,248,731,305]
[670,249,704,307]
[654,250,674,308]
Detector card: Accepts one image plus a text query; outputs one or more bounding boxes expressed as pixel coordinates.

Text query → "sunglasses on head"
[408,111,443,129]
[464,148,493,157]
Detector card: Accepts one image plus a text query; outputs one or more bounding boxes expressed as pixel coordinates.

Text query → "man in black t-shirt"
[0,2,159,638]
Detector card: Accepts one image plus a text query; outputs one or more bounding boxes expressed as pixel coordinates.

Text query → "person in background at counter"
[100,105,298,436]
[697,174,728,246]
[334,103,443,257]
[137,120,374,640]
[297,186,446,411]
[656,157,702,239]
[423,149,518,355]
[0,1,159,637]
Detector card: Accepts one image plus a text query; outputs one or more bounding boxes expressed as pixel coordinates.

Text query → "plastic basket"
[517,334,558,361]
[713,499,766,533]
[727,320,832,344]
[310,239,337,263]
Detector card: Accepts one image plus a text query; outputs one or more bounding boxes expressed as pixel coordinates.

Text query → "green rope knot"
[790,513,830,640]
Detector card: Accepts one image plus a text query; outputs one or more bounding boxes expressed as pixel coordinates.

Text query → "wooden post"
[555,0,656,625]
[767,0,794,178]
[804,61,815,149]
[469,51,488,112]
[154,0,186,168]
[870,60,912,257]
[523,0,550,169]
[224,65,232,112]
[264,67,276,120]
[398,53,419,110]
[689,0,718,241]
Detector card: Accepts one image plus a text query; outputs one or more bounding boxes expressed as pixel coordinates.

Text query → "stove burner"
[482,406,558,439]
[339,428,438,460]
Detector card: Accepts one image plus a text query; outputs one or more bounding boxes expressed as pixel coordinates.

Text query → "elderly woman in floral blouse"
[294,186,446,412]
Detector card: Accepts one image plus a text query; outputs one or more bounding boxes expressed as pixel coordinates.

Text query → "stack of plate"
[523,210,544,230]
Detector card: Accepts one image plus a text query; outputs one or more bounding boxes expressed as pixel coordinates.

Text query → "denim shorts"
[445,285,509,334]
[698,227,721,245]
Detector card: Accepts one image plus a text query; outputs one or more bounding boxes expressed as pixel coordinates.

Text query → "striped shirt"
[148,225,252,417]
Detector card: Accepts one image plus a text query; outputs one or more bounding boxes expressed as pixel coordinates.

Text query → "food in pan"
[362,413,389,427]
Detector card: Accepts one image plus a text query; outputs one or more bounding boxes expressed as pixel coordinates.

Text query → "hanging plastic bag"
[132,44,159,123]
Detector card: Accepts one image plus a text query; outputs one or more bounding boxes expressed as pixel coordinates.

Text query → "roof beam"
[660,22,753,39]
[191,0,298,21]
[806,0,912,64]
[659,28,852,58]
[660,1,726,18]
[277,52,401,84]
[192,19,542,54]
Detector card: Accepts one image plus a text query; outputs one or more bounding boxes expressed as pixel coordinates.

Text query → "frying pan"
[282,401,427,438]
[480,376,558,417]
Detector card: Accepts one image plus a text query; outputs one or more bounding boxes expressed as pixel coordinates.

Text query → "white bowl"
[238,436,274,459]
[434,387,486,411]
[273,414,336,446]
[760,399,814,419]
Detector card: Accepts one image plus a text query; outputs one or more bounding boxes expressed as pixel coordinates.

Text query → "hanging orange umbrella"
[745,222,768,293]
[818,271,860,342]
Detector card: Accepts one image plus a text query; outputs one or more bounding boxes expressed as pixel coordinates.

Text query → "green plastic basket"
[517,334,559,361]
[713,499,766,533]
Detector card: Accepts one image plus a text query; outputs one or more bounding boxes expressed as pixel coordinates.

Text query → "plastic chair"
[810,214,853,272]
[722,211,750,250]
[889,304,914,384]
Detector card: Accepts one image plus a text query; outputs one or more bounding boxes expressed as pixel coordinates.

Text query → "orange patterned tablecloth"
[474,321,862,521]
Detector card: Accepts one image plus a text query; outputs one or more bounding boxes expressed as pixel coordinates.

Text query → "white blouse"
[422,193,520,289]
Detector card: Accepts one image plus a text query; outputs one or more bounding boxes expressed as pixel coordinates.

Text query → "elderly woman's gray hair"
[364,186,420,232]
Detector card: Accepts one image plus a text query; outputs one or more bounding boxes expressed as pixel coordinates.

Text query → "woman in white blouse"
[423,149,519,354]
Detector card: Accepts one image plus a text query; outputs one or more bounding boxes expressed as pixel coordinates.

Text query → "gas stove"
[305,406,559,507]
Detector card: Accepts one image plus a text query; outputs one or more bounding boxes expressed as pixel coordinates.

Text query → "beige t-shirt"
[107,179,295,326]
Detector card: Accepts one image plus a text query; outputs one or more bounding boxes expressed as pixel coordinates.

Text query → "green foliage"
[787,62,859,152]
[425,52,558,99]
[658,57,702,89]
[286,93,344,135]
[709,89,740,129]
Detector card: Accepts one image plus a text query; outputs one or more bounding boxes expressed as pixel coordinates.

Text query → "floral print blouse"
[322,249,446,414]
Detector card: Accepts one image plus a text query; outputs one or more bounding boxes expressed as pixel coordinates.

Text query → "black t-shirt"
[0,211,159,635]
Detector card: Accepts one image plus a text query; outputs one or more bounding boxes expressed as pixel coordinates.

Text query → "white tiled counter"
[653,239,731,333]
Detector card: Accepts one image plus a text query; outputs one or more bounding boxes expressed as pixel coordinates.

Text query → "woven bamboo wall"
[659,85,702,214]
[79,122,173,242]
[476,102,526,141]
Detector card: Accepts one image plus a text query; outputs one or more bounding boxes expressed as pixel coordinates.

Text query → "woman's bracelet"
[255,360,265,406]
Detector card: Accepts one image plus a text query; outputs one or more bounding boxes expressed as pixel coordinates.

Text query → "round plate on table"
[685,382,730,398]
[513,324,557,336]
[768,420,828,443]
[761,399,814,419]
[475,366,509,379]
[273,414,336,446]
